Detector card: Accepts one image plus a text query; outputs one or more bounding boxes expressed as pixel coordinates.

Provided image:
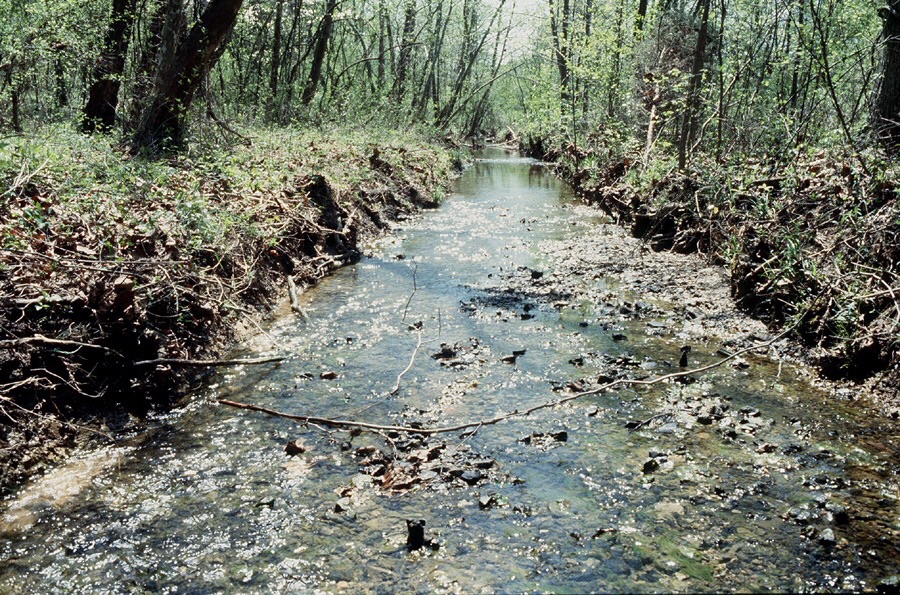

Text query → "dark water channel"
[2,150,899,593]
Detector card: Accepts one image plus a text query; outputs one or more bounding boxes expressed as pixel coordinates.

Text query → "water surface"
[2,149,898,593]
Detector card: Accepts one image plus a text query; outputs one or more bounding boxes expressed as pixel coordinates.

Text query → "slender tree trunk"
[549,0,571,104]
[636,0,649,34]
[377,0,386,90]
[54,57,68,107]
[82,0,138,133]
[436,0,505,127]
[128,0,168,130]
[582,0,591,117]
[875,0,900,149]
[677,0,710,169]
[270,0,284,100]
[715,0,726,159]
[10,86,21,132]
[392,0,417,101]
[133,0,244,151]
[644,75,660,164]
[608,1,624,118]
[301,0,337,105]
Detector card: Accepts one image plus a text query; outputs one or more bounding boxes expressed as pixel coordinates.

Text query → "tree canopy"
[0,0,895,160]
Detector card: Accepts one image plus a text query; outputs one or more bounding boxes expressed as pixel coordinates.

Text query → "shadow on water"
[1,148,898,593]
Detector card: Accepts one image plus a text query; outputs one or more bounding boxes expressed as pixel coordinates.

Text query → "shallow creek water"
[2,150,899,593]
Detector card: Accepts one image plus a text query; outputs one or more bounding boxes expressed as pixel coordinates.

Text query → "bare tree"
[301,0,338,105]
[677,0,711,168]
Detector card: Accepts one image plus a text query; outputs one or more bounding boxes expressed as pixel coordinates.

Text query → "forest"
[0,1,899,589]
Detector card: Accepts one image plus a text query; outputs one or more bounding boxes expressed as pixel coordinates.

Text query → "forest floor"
[544,142,900,419]
[0,126,460,495]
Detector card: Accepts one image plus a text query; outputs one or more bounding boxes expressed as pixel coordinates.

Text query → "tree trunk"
[377,0,386,90]
[608,1,624,118]
[10,87,21,132]
[549,0,570,104]
[392,0,417,101]
[677,0,710,169]
[133,0,244,151]
[301,0,337,105]
[54,57,68,107]
[636,0,649,34]
[582,0,591,116]
[270,0,284,99]
[875,1,900,149]
[127,0,168,130]
[82,0,138,133]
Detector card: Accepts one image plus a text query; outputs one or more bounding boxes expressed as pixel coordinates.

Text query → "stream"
[1,149,898,593]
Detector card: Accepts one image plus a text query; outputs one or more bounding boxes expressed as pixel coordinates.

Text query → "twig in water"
[401,263,418,323]
[628,412,673,431]
[389,327,423,395]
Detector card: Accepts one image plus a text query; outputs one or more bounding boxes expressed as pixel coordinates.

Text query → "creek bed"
[1,149,898,593]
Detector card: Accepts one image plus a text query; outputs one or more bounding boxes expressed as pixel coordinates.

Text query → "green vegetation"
[0,124,455,490]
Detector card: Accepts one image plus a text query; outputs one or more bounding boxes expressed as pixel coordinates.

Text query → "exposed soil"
[0,138,459,495]
[538,143,900,420]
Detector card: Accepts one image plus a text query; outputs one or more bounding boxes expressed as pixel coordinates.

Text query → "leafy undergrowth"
[545,141,899,391]
[0,126,459,493]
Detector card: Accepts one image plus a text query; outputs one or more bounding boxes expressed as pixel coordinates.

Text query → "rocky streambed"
[1,149,897,593]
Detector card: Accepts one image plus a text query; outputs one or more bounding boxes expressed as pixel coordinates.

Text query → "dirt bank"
[0,128,459,494]
[536,142,900,418]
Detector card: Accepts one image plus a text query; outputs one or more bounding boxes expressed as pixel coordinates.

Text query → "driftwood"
[389,328,423,395]
[218,329,793,435]
[133,355,285,367]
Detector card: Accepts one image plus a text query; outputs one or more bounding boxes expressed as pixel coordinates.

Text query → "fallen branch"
[0,335,123,358]
[389,328,423,395]
[218,328,794,435]
[133,355,285,367]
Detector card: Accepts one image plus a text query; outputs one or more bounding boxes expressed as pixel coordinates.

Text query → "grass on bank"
[0,123,459,491]
[1,125,458,258]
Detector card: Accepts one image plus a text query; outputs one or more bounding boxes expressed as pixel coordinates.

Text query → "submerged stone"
[818,528,836,547]
[642,459,660,474]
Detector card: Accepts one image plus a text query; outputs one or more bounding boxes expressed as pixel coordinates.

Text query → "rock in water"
[642,458,660,474]
[877,575,900,594]
[406,519,426,551]
[285,440,306,456]
[818,528,836,547]
[679,345,691,368]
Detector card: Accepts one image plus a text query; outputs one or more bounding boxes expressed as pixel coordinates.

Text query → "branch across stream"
[3,150,898,594]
